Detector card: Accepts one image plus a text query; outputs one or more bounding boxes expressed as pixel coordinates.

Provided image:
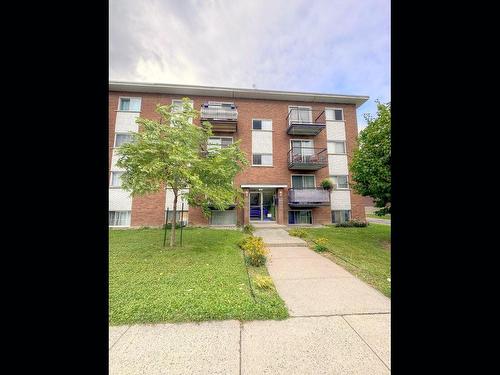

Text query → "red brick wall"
[109,91,365,226]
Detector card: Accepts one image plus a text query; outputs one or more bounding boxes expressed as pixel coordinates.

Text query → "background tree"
[116,98,248,246]
[350,101,391,216]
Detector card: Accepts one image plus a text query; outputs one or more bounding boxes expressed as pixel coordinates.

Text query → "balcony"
[200,103,238,133]
[288,188,331,208]
[288,147,328,170]
[286,107,326,135]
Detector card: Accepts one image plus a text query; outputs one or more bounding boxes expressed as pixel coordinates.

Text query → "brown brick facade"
[109,90,366,226]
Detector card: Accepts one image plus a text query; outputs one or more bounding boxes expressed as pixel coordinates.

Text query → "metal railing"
[288,147,328,166]
[200,104,238,121]
[288,188,330,207]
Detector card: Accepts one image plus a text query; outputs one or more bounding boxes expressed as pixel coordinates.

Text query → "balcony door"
[291,139,314,162]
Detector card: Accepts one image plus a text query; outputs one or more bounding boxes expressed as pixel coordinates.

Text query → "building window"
[110,171,124,187]
[119,97,141,112]
[109,211,131,226]
[208,137,233,152]
[165,210,188,225]
[332,210,351,224]
[171,99,194,124]
[252,119,272,130]
[328,141,346,154]
[326,108,344,121]
[288,210,312,224]
[210,210,236,225]
[253,154,272,166]
[114,133,134,147]
[331,175,349,189]
[291,175,315,189]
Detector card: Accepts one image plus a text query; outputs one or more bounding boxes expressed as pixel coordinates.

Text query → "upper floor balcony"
[288,188,331,208]
[286,107,326,136]
[288,147,328,170]
[200,102,238,133]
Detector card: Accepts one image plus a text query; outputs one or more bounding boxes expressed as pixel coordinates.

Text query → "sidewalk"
[367,217,391,225]
[109,228,391,374]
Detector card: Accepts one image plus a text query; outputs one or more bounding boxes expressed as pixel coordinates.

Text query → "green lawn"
[109,228,288,325]
[367,213,391,220]
[289,224,391,297]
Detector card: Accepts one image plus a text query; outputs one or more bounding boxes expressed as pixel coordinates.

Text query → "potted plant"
[320,178,334,191]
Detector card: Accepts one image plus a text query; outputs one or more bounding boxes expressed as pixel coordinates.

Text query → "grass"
[109,228,288,325]
[367,213,391,220]
[289,224,391,297]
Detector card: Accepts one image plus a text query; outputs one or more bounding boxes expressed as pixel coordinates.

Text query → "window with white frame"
[332,210,351,224]
[328,141,346,154]
[291,175,316,189]
[110,171,124,187]
[109,211,131,226]
[331,175,349,189]
[291,139,314,159]
[114,133,134,147]
[119,97,141,112]
[252,154,272,166]
[325,108,344,121]
[252,119,272,130]
[207,137,233,152]
[288,106,312,124]
[171,99,194,124]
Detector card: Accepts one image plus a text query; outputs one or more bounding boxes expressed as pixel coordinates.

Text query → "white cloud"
[110,0,390,129]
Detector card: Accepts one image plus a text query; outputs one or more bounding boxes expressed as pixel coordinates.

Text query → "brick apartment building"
[109,81,369,227]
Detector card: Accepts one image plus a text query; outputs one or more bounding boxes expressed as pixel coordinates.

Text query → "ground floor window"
[288,210,312,224]
[166,210,189,225]
[332,210,351,224]
[109,211,131,226]
[210,210,237,225]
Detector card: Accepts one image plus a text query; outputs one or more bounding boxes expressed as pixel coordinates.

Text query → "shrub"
[313,237,329,252]
[243,224,255,234]
[253,275,274,290]
[320,178,334,190]
[288,228,307,238]
[239,236,268,266]
[335,219,368,228]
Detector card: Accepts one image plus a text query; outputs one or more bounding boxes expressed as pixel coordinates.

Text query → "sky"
[109,0,390,130]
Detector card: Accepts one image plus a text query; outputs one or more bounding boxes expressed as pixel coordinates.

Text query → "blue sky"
[110,0,390,130]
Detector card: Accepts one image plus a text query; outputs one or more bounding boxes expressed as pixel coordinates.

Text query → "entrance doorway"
[249,189,277,222]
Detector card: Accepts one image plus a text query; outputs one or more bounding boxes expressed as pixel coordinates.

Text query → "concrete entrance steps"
[252,223,287,229]
[253,228,307,247]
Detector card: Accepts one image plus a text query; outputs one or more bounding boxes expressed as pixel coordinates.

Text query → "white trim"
[241,184,287,188]
[252,118,273,131]
[290,174,316,189]
[288,105,313,126]
[325,107,344,121]
[109,81,369,107]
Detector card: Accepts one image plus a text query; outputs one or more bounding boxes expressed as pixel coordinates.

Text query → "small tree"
[116,98,248,246]
[350,101,391,215]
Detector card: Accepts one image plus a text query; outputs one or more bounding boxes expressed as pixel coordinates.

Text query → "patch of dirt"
[381,241,391,251]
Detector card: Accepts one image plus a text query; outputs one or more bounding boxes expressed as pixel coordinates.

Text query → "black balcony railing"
[288,188,330,208]
[286,107,326,135]
[288,147,328,170]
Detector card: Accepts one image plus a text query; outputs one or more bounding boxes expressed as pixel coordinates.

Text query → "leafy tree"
[116,98,248,246]
[350,101,391,215]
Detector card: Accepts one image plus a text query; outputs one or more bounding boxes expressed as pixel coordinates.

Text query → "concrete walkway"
[367,217,391,225]
[109,228,391,374]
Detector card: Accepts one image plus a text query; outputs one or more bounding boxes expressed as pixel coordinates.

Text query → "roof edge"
[109,81,369,107]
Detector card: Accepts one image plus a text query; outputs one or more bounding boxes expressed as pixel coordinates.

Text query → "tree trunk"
[170,189,178,247]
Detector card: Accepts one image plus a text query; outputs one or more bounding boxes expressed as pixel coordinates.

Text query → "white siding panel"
[331,190,351,210]
[109,189,132,211]
[326,121,346,141]
[252,131,273,154]
[165,189,189,210]
[115,111,140,132]
[328,155,349,175]
[111,152,125,171]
